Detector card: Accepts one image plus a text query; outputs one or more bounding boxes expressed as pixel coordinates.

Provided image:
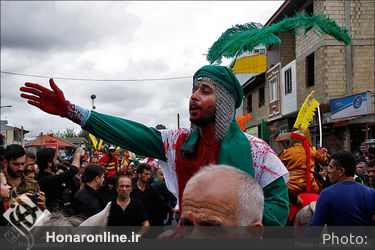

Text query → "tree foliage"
[155,124,166,130]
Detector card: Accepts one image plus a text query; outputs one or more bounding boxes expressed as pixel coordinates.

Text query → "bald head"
[182,164,264,226]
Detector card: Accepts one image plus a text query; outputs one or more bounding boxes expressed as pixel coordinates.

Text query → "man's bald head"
[182,164,264,226]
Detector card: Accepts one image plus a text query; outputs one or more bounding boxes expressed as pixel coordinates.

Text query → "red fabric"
[290,133,311,192]
[20,79,69,116]
[175,133,220,210]
[99,154,119,177]
[288,192,319,222]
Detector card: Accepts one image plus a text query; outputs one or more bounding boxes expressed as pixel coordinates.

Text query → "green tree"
[62,128,77,138]
[49,130,62,138]
[78,129,94,152]
[155,124,166,130]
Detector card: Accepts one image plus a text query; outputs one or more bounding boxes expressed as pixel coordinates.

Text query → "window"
[253,49,259,54]
[259,87,265,107]
[259,49,266,54]
[269,78,277,102]
[247,94,252,113]
[306,53,314,87]
[285,68,292,94]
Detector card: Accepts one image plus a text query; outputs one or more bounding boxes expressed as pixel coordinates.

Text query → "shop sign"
[331,92,372,120]
[44,139,58,154]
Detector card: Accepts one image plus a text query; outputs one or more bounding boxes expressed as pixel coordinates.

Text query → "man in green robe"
[20,65,289,226]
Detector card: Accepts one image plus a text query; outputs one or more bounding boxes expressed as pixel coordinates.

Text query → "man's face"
[117,177,132,199]
[327,159,343,184]
[5,155,26,178]
[139,169,151,184]
[181,174,238,228]
[127,165,134,175]
[356,163,366,174]
[25,157,36,169]
[365,156,370,163]
[156,169,164,182]
[90,157,98,164]
[189,81,216,127]
[81,162,88,168]
[97,173,105,188]
[50,155,59,171]
[368,166,375,186]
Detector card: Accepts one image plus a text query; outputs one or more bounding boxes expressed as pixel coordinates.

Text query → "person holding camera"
[36,146,83,211]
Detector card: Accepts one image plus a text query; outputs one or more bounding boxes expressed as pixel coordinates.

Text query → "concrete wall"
[278,31,296,68]
[295,0,374,111]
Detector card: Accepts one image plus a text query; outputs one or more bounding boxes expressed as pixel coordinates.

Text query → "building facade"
[0,120,29,147]
[240,0,375,154]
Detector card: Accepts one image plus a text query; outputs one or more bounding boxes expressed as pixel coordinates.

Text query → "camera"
[29,192,39,203]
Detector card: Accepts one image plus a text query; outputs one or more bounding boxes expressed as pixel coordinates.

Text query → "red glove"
[20,79,69,117]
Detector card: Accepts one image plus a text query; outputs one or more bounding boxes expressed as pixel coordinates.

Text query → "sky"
[1,1,283,139]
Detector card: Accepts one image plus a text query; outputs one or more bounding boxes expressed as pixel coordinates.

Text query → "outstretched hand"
[20,78,69,116]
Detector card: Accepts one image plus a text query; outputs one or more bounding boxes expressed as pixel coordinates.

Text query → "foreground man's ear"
[248,221,264,239]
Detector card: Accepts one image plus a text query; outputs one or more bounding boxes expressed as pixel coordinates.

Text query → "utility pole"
[177,113,180,129]
[40,132,43,148]
[21,126,24,147]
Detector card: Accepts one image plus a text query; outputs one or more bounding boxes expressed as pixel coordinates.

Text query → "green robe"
[83,111,289,226]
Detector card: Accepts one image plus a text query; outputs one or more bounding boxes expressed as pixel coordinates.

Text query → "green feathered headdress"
[207,12,351,66]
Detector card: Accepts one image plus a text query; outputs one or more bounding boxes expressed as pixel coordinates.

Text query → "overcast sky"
[1,1,283,139]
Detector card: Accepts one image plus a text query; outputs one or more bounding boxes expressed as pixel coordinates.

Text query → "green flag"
[261,119,272,141]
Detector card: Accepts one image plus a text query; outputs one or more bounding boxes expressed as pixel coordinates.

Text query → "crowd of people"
[0,65,374,239]
[0,144,179,228]
[1,142,374,231]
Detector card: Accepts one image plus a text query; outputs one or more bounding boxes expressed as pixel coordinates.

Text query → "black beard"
[190,114,215,127]
[7,164,23,178]
[190,106,216,127]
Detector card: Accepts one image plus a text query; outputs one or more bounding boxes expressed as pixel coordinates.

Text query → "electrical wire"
[0,70,192,82]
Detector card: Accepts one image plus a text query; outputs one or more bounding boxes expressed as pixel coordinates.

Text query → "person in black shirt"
[151,168,177,225]
[131,163,174,226]
[71,164,105,219]
[36,147,82,210]
[98,174,117,207]
[107,174,149,226]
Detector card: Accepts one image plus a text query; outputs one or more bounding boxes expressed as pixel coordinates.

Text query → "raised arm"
[20,78,90,125]
[20,79,166,160]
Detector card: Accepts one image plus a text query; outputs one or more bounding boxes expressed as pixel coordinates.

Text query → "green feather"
[207,12,351,65]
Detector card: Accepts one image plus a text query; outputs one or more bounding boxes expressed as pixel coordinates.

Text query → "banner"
[331,92,372,119]
[261,119,272,141]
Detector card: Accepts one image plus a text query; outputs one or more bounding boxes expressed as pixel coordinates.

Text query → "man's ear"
[338,167,346,176]
[95,175,100,183]
[247,221,264,239]
[3,159,8,168]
